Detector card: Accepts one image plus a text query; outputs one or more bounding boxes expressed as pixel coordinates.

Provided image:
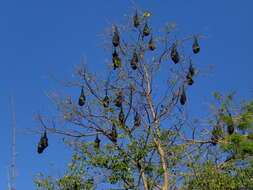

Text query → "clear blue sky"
[0,0,252,189]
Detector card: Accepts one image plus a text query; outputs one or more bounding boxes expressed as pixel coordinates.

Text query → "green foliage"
[220,133,253,160]
[184,93,253,189]
[33,143,96,190]
[185,163,253,190]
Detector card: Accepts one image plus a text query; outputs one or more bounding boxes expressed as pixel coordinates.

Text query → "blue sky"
[0,0,252,189]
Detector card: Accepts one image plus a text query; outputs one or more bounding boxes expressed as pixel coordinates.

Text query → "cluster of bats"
[77,87,141,150]
[37,11,201,153]
[172,37,200,106]
[112,11,201,107]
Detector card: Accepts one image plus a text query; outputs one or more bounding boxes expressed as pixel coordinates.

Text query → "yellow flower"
[143,11,151,17]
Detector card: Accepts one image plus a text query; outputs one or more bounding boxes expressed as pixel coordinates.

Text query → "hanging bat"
[171,44,179,64]
[134,112,141,126]
[102,95,110,108]
[37,131,48,154]
[130,52,138,70]
[179,85,186,105]
[78,87,86,106]
[110,123,118,143]
[143,23,150,37]
[94,134,101,149]
[114,92,123,107]
[112,49,121,69]
[119,107,125,125]
[185,73,194,85]
[192,38,200,54]
[112,26,120,47]
[148,36,156,51]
